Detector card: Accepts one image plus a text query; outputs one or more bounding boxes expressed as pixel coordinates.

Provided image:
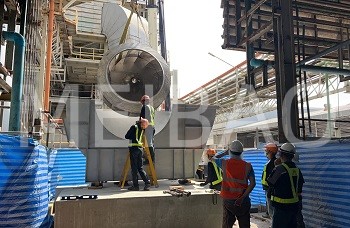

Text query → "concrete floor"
[54,179,271,228]
[242,214,271,228]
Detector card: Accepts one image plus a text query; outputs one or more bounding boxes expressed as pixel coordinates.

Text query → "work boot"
[127,186,139,191]
[144,184,151,191]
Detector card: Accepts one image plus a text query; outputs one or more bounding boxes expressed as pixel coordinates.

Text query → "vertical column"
[245,0,255,89]
[272,0,299,143]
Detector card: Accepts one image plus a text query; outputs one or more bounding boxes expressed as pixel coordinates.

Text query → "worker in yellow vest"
[125,118,151,191]
[261,143,278,218]
[199,148,223,191]
[267,143,305,228]
[214,140,256,228]
[140,95,156,164]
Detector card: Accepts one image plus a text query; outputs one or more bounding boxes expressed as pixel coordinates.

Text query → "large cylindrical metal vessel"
[97,3,170,114]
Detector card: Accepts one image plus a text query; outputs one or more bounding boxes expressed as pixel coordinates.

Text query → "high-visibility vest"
[261,164,269,188]
[220,159,251,199]
[129,125,143,147]
[146,105,155,126]
[210,161,223,185]
[271,163,300,204]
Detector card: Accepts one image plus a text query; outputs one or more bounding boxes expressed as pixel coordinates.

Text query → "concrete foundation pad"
[54,179,223,228]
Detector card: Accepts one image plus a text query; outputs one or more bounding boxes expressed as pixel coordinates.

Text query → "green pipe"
[2,31,25,131]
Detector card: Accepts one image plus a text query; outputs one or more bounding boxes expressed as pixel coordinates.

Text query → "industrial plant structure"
[0,0,350,227]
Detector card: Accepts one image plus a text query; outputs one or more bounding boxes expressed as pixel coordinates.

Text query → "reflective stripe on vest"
[129,125,144,147]
[261,164,268,187]
[147,105,155,126]
[211,161,223,186]
[220,159,250,199]
[271,163,299,204]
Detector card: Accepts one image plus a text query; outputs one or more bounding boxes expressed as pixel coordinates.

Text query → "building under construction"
[0,0,350,227]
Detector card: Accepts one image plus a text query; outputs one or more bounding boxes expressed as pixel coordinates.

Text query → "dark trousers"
[297,200,305,228]
[222,198,251,228]
[129,147,150,187]
[272,207,297,228]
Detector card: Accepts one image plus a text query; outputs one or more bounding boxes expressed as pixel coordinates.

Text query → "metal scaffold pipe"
[44,0,55,112]
[2,32,25,131]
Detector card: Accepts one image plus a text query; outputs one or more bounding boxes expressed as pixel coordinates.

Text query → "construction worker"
[291,151,306,228]
[196,148,210,179]
[139,95,155,164]
[199,148,223,191]
[267,143,305,228]
[125,118,151,191]
[261,143,278,219]
[214,140,256,228]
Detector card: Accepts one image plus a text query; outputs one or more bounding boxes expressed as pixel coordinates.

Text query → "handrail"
[71,46,104,60]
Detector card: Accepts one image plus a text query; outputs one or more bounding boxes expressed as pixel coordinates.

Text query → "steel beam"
[245,0,255,88]
[298,39,350,66]
[273,0,299,143]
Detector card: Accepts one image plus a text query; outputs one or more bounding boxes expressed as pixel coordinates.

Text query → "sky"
[163,0,246,98]
[162,1,350,108]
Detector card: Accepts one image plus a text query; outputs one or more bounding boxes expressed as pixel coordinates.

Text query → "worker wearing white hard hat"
[214,140,256,227]
[267,143,305,228]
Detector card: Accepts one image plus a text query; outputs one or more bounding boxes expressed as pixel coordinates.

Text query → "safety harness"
[129,124,143,147]
[211,161,223,185]
[147,105,155,126]
[271,163,299,204]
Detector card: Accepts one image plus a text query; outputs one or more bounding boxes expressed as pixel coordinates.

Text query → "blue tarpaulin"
[0,134,50,227]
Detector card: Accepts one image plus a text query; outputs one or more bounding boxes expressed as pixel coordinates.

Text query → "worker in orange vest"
[214,140,256,228]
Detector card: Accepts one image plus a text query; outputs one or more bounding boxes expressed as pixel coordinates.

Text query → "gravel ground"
[232,213,271,228]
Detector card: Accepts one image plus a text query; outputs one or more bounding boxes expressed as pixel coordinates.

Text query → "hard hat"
[139,118,149,128]
[141,95,150,103]
[206,148,216,156]
[264,143,278,154]
[229,140,243,153]
[280,143,296,155]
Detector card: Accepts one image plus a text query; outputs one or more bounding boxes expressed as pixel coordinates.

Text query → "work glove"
[200,183,207,186]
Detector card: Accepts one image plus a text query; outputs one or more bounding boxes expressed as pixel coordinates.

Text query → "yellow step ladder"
[119,135,158,188]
